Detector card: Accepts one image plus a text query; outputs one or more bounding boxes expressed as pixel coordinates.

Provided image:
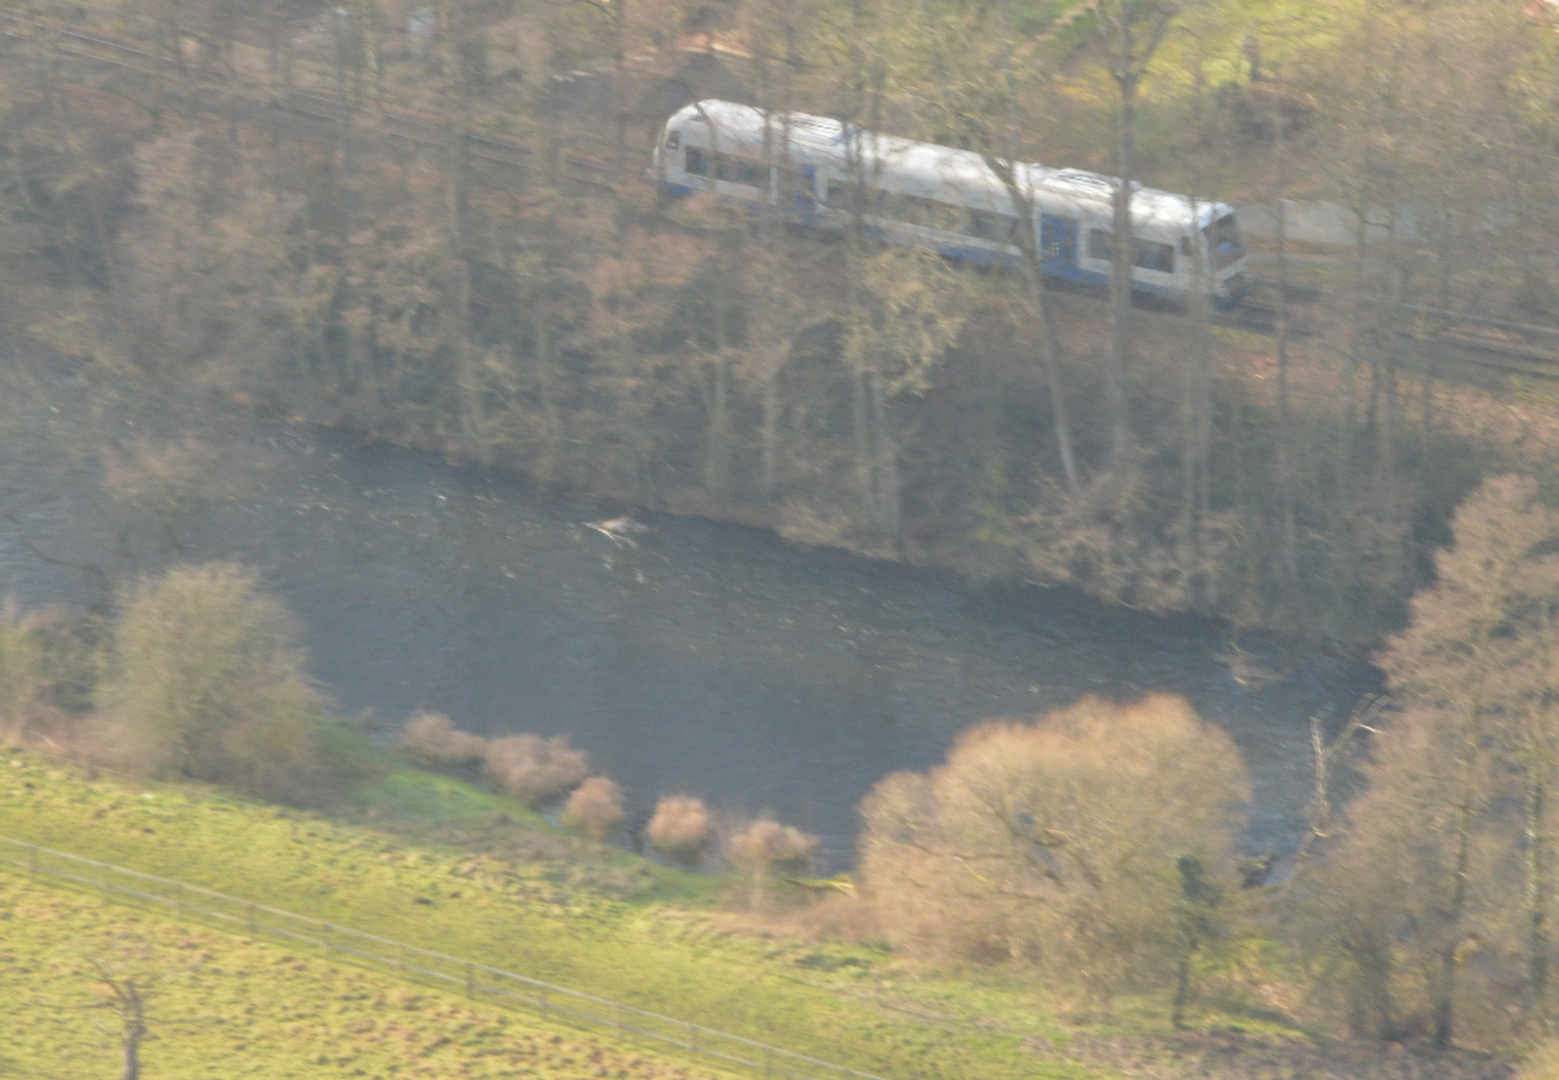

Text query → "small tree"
[482,733,587,807]
[1297,475,1559,1045]
[730,818,819,911]
[861,694,1249,1005]
[98,562,325,801]
[563,776,625,840]
[646,795,713,869]
[401,711,488,768]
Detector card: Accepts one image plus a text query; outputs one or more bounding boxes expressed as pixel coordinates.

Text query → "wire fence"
[0,834,892,1080]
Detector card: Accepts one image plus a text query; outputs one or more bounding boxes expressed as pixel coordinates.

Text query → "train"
[653,99,1250,305]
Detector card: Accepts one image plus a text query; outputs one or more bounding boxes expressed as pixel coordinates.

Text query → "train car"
[652,99,1249,305]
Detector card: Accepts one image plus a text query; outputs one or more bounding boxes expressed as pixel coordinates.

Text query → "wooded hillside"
[2,0,1557,640]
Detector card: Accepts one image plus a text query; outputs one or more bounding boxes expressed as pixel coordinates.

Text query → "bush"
[482,733,587,807]
[401,712,488,768]
[96,562,362,806]
[562,776,625,840]
[730,818,819,910]
[860,693,1249,1002]
[730,818,819,871]
[645,795,712,868]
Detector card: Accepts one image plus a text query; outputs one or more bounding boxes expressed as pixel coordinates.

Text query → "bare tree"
[1092,0,1180,474]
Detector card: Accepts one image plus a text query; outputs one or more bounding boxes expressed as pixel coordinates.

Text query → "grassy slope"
[0,752,1098,1080]
[0,870,746,1080]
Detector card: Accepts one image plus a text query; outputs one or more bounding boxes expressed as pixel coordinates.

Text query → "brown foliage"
[729,817,819,911]
[482,733,588,807]
[860,693,1249,1000]
[729,818,819,871]
[562,776,626,840]
[645,795,712,867]
[401,712,489,768]
[1297,475,1559,1047]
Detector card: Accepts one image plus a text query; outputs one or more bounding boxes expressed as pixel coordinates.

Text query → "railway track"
[1246,276,1559,379]
[9,3,1559,383]
[0,5,618,191]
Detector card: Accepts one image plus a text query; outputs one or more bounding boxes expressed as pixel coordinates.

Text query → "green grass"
[0,750,1310,1079]
[0,752,1091,1080]
[0,872,746,1080]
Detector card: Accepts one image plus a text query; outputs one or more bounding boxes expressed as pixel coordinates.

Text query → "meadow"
[0,751,1092,1080]
[0,869,748,1079]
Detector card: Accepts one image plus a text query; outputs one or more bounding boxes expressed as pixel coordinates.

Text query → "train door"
[1040,214,1078,273]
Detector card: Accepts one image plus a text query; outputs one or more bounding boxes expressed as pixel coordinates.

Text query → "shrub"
[860,693,1249,1003]
[401,712,488,768]
[645,795,712,868]
[730,818,819,910]
[730,818,819,871]
[96,562,360,806]
[562,776,625,840]
[482,733,587,806]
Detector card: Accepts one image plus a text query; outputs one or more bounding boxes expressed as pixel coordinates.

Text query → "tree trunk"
[1105,23,1137,473]
[120,978,144,1080]
[870,371,899,537]
[1529,767,1550,1010]
[853,363,874,529]
[333,7,356,235]
[1273,109,1297,592]
[761,367,779,501]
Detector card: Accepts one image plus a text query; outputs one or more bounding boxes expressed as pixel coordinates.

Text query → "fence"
[0,835,891,1080]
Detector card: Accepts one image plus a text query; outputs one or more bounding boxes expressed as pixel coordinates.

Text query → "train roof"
[667,100,1231,230]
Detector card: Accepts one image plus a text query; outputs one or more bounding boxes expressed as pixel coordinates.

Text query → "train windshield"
[1203,213,1244,270]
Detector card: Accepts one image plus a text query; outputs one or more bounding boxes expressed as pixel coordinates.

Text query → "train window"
[965,210,1019,243]
[1088,229,1112,260]
[685,147,708,176]
[1133,240,1175,273]
[779,168,816,205]
[895,195,960,230]
[714,155,767,187]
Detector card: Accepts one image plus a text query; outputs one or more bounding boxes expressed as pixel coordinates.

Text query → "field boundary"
[0,834,892,1080]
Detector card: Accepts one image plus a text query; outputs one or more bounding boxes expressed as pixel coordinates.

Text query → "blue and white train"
[653,99,1249,305]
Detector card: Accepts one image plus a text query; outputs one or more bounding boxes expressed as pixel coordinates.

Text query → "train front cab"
[1204,210,1248,308]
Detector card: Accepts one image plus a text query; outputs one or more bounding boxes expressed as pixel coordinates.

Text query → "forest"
[2,0,1556,641]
